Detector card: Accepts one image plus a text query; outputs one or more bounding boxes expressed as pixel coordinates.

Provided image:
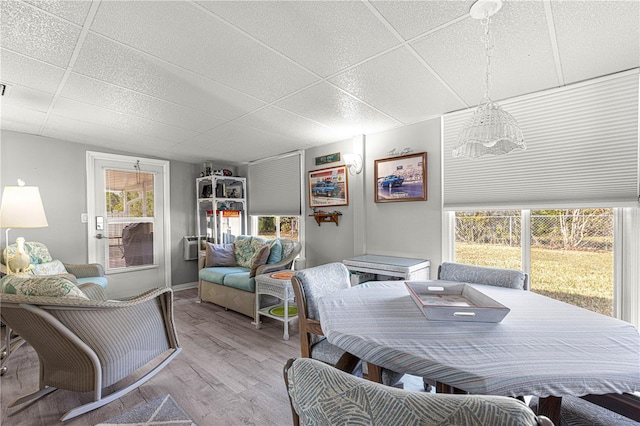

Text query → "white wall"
[303,117,442,277]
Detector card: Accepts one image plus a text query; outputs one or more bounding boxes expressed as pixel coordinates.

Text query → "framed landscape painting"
[308,165,348,208]
[374,152,427,203]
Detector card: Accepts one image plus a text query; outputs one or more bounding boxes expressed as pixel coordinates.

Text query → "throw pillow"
[205,243,236,267]
[267,239,283,264]
[249,246,270,278]
[0,275,89,299]
[32,259,68,275]
[234,236,254,268]
[3,241,53,265]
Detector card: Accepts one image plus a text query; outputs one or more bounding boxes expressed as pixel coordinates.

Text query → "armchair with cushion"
[0,275,180,421]
[284,357,554,426]
[1,241,107,288]
[291,262,403,387]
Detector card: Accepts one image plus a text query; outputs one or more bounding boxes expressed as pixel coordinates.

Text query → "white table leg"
[254,292,261,329]
[283,294,289,340]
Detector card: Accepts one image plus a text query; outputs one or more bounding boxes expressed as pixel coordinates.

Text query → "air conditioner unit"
[183,236,199,260]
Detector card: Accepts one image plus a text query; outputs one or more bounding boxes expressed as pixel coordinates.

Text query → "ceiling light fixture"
[453,0,525,159]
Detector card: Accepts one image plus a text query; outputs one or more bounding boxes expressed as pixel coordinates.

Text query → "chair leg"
[1,327,27,376]
[60,347,181,421]
[10,386,57,408]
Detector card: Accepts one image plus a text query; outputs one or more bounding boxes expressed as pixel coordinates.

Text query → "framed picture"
[308,165,348,208]
[374,152,427,203]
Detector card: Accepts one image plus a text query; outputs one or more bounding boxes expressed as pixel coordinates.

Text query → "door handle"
[96,233,104,239]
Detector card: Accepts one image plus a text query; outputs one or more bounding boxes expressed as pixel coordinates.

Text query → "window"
[454,209,614,317]
[252,216,300,241]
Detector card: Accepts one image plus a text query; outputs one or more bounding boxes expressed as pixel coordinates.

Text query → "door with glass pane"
[87,152,170,299]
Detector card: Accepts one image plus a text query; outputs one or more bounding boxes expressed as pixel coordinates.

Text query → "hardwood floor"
[0,288,300,426]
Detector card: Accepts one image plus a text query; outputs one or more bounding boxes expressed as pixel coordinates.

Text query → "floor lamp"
[0,181,49,274]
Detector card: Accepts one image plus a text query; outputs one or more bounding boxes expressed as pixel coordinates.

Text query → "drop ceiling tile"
[412,1,558,105]
[0,104,46,134]
[52,98,200,143]
[89,1,318,102]
[275,82,401,137]
[72,34,266,119]
[0,1,80,68]
[199,1,400,77]
[234,106,342,146]
[1,86,54,112]
[24,0,92,25]
[0,49,65,93]
[551,1,640,84]
[43,115,180,153]
[62,73,227,133]
[330,47,466,124]
[371,0,474,40]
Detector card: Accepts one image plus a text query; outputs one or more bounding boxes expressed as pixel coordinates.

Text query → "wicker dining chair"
[0,279,181,421]
[284,357,554,426]
[291,262,403,387]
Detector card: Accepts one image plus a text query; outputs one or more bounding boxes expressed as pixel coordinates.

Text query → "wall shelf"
[310,212,342,226]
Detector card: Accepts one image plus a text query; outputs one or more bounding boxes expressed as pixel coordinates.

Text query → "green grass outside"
[456,242,613,316]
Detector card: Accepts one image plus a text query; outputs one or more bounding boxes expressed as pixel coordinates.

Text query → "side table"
[254,271,298,340]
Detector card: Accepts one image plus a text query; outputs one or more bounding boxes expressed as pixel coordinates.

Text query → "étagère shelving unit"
[196,176,247,247]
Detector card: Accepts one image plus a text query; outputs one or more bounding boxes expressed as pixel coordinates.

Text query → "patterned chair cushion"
[293,262,350,320]
[32,259,68,275]
[234,236,254,268]
[287,358,543,426]
[0,275,89,299]
[439,262,527,290]
[2,241,52,266]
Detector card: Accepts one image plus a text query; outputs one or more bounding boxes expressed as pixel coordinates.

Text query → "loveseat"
[198,236,301,322]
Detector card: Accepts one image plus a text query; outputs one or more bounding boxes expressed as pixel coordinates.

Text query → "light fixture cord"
[481,13,494,102]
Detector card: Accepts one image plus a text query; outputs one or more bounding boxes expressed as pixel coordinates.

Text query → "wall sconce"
[343,153,363,175]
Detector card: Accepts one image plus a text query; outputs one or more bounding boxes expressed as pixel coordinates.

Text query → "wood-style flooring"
[0,288,300,426]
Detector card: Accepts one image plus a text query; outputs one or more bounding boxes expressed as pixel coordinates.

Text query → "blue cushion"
[267,239,283,264]
[76,276,108,289]
[199,266,250,284]
[222,272,255,292]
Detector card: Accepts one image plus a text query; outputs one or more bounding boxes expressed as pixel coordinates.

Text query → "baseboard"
[171,281,198,292]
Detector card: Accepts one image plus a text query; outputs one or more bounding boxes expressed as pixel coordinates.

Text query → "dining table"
[317,280,640,424]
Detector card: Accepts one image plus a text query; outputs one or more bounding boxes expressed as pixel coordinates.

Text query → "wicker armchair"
[0,283,181,421]
[284,357,554,426]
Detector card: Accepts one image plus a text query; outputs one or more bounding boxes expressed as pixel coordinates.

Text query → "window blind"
[443,70,639,210]
[248,152,302,216]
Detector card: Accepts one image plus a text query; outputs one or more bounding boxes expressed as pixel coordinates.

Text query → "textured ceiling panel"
[0,1,80,68]
[551,1,640,84]
[330,46,466,124]
[0,104,46,134]
[61,74,227,133]
[90,1,318,102]
[52,98,200,143]
[0,49,65,93]
[24,0,92,25]
[199,1,400,77]
[371,0,474,40]
[72,34,266,118]
[276,82,401,135]
[1,85,53,112]
[412,0,558,106]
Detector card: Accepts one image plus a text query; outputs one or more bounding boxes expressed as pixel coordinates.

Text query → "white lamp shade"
[0,186,48,228]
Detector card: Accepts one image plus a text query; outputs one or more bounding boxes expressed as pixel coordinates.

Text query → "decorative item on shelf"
[375,152,427,203]
[0,180,49,274]
[343,153,363,175]
[453,0,525,159]
[310,210,342,226]
[202,161,212,176]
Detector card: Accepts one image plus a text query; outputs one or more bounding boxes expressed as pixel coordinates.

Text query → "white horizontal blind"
[443,70,639,210]
[248,152,301,216]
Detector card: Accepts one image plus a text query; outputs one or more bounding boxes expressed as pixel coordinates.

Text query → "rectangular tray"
[405,281,510,323]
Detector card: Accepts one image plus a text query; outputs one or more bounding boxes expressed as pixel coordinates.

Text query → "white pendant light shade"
[453,99,526,159]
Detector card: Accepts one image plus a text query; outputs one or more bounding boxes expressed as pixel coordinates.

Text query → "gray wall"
[303,118,442,277]
[0,130,200,286]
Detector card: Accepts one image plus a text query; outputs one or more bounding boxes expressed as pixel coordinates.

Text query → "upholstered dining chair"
[438,262,529,290]
[283,357,555,426]
[291,262,403,387]
[0,276,181,421]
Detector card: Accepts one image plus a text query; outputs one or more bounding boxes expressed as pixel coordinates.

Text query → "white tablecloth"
[318,281,640,398]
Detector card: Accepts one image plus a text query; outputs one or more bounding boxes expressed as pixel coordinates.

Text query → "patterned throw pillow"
[3,241,53,265]
[0,275,89,299]
[280,238,296,259]
[234,236,254,268]
[32,259,68,275]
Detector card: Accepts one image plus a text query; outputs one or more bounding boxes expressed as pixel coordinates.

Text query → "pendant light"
[453,0,526,159]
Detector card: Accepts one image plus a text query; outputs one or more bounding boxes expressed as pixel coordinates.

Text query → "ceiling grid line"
[543,0,566,87]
